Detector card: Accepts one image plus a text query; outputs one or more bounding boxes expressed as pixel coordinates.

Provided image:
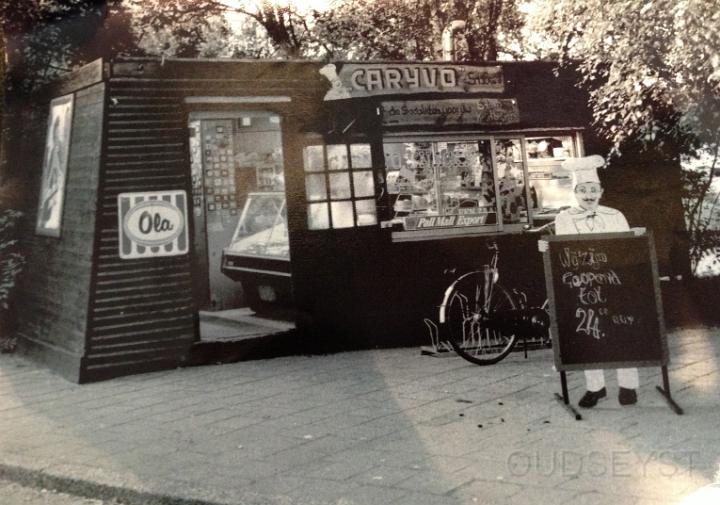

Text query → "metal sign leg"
[656,365,684,415]
[554,371,582,420]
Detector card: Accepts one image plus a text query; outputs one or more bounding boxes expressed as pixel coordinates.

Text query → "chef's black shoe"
[618,387,638,405]
[578,387,607,408]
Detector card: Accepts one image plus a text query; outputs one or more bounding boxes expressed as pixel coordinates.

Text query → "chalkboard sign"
[543,232,668,371]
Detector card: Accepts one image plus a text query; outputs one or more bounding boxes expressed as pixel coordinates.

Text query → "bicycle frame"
[434,223,554,364]
[438,241,499,325]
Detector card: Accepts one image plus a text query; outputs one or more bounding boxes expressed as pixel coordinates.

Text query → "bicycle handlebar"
[522,222,555,235]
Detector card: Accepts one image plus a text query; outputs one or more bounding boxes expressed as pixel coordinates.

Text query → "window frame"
[381,130,585,242]
[301,138,378,230]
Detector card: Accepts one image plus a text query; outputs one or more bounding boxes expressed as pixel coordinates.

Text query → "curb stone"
[0,463,304,505]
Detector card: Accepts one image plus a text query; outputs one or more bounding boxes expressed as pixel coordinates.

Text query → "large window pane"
[495,138,529,225]
[527,136,576,218]
[384,142,436,215]
[526,136,574,159]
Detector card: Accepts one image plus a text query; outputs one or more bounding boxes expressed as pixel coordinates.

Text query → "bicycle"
[433,222,555,365]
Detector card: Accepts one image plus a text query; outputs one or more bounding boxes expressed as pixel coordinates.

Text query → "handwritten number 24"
[575,308,601,340]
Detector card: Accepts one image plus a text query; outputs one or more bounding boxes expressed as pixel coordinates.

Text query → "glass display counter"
[221,192,292,312]
[224,192,289,260]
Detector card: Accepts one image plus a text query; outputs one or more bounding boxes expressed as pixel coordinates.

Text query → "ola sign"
[118,190,189,259]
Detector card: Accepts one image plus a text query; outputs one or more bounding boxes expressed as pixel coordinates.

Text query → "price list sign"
[543,232,669,371]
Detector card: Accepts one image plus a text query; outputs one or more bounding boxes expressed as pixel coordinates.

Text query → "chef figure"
[541,154,642,408]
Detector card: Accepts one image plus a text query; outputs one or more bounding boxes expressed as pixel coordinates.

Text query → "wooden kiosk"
[11,57,687,382]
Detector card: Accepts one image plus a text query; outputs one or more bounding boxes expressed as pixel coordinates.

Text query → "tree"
[130,0,317,59]
[0,1,234,95]
[530,0,720,274]
[1,1,134,94]
[313,0,525,61]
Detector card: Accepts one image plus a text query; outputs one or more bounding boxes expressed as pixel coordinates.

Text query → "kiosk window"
[384,140,506,229]
[494,138,529,226]
[384,133,583,238]
[526,135,577,219]
[303,143,377,230]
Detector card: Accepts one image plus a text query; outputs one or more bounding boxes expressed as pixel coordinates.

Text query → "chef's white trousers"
[585,368,639,392]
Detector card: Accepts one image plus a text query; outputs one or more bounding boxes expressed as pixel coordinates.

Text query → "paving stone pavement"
[0,326,718,505]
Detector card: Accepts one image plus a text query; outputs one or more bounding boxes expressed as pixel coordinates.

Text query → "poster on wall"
[36,94,74,237]
[117,190,189,259]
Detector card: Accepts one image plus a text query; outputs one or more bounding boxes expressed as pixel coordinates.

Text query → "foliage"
[0,209,24,352]
[313,0,525,61]
[681,153,720,275]
[128,0,317,59]
[0,1,237,95]
[1,0,136,94]
[0,209,23,310]
[531,0,720,275]
[126,0,233,58]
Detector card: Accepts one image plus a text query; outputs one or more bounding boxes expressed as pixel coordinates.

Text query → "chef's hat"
[561,155,604,187]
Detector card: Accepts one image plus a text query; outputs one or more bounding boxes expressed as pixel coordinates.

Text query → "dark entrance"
[188,111,295,344]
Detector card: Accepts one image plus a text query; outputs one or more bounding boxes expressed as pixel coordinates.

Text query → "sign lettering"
[381,99,520,127]
[544,233,669,371]
[403,213,489,231]
[320,63,504,100]
[118,190,189,259]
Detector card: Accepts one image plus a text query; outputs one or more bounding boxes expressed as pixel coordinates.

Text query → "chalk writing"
[559,247,608,270]
[545,234,667,369]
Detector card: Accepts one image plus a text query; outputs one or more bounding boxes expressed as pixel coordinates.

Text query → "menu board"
[543,232,668,371]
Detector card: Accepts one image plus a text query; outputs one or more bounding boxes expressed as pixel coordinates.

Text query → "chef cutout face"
[575,182,603,211]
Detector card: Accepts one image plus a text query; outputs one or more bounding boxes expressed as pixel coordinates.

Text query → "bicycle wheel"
[441,271,517,365]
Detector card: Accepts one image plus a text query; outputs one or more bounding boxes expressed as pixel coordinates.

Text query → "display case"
[221,192,292,312]
[225,192,289,260]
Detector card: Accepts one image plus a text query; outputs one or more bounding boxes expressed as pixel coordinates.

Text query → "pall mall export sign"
[381,98,520,126]
[320,63,504,100]
[404,212,489,230]
[118,190,189,259]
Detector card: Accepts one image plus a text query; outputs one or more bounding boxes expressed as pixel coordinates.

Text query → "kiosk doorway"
[188,112,294,343]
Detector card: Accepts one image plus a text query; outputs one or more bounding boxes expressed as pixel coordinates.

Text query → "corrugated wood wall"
[15,83,105,381]
[82,77,196,382]
[79,59,328,382]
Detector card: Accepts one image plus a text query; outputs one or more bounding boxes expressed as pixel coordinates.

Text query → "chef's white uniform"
[554,205,640,392]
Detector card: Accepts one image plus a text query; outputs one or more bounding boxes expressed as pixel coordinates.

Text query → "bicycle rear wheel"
[442,271,517,365]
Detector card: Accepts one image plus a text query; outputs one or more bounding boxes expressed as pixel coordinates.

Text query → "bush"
[0,209,25,352]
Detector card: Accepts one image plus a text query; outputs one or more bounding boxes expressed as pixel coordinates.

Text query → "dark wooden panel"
[83,80,197,380]
[85,341,194,364]
[55,58,104,96]
[90,325,196,345]
[15,83,105,366]
[92,315,195,338]
[80,356,186,383]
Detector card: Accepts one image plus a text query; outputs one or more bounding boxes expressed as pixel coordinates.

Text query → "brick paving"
[0,326,718,505]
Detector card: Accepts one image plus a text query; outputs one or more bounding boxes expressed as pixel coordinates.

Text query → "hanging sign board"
[403,212,490,230]
[543,232,669,371]
[118,190,189,259]
[380,98,520,127]
[320,63,504,100]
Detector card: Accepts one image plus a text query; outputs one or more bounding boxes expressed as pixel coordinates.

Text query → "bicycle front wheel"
[442,271,517,365]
